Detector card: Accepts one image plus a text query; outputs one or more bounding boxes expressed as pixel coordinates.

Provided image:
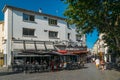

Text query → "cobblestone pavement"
[0,63,120,80]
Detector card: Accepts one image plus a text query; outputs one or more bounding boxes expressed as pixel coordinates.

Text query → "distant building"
[92,39,99,55]
[0,21,4,66]
[93,34,109,62]
[1,5,86,66]
[0,21,4,53]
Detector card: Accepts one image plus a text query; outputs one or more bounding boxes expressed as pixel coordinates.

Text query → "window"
[43,16,48,19]
[48,18,57,25]
[29,15,35,21]
[23,28,35,36]
[68,33,70,39]
[49,31,58,38]
[76,34,82,41]
[67,23,71,29]
[23,13,35,22]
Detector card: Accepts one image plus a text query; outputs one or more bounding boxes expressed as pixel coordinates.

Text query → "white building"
[1,5,86,66]
[0,21,4,53]
[0,21,4,66]
[92,39,99,55]
[93,34,109,62]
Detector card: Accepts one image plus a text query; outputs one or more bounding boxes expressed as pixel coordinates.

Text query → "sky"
[0,0,98,49]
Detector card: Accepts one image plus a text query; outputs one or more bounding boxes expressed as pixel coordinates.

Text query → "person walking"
[50,60,54,71]
[100,59,105,70]
[95,58,100,69]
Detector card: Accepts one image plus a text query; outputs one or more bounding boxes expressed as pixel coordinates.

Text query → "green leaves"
[64,0,120,51]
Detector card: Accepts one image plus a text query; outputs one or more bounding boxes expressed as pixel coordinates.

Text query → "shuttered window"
[23,28,35,36]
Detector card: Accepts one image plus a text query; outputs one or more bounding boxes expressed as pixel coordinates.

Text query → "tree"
[63,0,120,52]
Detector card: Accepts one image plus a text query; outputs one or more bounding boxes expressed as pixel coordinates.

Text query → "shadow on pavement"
[116,78,120,80]
[0,71,22,76]
[106,63,120,72]
[82,66,88,69]
[0,66,89,76]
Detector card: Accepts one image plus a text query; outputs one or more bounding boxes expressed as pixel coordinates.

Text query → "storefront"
[11,40,56,65]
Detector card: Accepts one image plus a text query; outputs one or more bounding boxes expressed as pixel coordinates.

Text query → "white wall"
[12,10,74,42]
[3,7,86,66]
[0,23,4,52]
[4,8,13,66]
[65,25,76,42]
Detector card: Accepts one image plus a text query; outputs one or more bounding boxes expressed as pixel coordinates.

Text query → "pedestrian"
[100,59,105,70]
[50,60,54,71]
[92,57,95,63]
[95,58,100,69]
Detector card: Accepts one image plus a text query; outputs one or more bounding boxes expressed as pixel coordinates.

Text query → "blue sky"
[0,0,98,49]
[86,30,98,48]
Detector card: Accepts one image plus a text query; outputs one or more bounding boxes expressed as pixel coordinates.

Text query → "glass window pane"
[23,13,29,21]
[49,31,58,38]
[30,15,35,21]
[48,18,57,25]
[29,29,35,36]
[68,33,70,39]
[23,28,35,36]
[23,28,28,35]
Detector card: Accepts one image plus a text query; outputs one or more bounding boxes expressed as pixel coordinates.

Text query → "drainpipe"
[10,8,14,66]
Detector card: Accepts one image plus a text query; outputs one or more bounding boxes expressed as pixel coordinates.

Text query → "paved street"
[0,63,120,80]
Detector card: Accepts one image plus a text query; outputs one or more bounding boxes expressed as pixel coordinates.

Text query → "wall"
[0,22,4,67]
[3,7,86,66]
[0,23,4,53]
[4,8,13,66]
[12,10,74,42]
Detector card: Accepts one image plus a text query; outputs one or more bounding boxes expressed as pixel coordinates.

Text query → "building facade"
[0,21,4,66]
[92,39,99,55]
[93,34,109,62]
[0,21,4,53]
[1,5,86,66]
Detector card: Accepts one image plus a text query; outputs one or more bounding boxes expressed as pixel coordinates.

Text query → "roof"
[2,5,66,20]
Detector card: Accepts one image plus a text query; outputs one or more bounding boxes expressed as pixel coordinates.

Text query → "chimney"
[39,8,42,13]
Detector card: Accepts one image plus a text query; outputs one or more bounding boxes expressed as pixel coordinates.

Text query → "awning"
[68,50,88,54]
[14,52,51,57]
[14,55,50,57]
[13,41,24,51]
[62,53,76,56]
[36,43,46,50]
[42,51,63,56]
[58,50,67,54]
[25,42,35,50]
[46,44,55,50]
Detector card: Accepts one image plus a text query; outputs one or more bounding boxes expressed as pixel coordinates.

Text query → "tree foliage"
[63,0,120,51]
